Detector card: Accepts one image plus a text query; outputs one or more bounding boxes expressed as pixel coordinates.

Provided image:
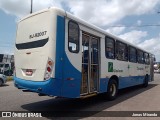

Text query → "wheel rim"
[110,84,116,96]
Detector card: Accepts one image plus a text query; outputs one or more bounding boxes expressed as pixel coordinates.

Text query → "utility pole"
[30,0,33,14]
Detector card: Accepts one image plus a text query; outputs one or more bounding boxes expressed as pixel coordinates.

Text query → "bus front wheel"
[107,79,118,101]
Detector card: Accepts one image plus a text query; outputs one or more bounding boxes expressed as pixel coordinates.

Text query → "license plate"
[26,69,33,76]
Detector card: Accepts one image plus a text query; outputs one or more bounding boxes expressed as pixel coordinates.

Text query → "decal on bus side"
[108,62,123,73]
[108,62,113,72]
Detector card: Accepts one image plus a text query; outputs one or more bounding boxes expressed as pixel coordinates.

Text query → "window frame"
[116,40,128,61]
[68,20,80,53]
[128,46,137,63]
[105,36,115,59]
[137,49,144,64]
[144,52,150,65]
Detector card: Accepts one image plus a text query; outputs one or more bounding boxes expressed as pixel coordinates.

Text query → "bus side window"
[105,36,115,59]
[68,20,79,53]
[129,46,137,63]
[116,41,128,61]
[144,53,149,65]
[137,50,144,64]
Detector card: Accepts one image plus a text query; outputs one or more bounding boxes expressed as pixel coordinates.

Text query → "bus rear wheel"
[107,79,118,101]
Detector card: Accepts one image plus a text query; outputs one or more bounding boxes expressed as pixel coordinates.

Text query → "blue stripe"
[61,52,81,98]
[99,78,109,93]
[14,75,148,97]
[55,15,81,98]
[99,75,148,93]
[55,16,65,80]
[118,76,145,89]
[14,77,61,96]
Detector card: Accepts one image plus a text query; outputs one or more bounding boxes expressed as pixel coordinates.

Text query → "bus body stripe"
[55,16,81,98]
[99,75,150,93]
[55,16,65,80]
[14,77,61,96]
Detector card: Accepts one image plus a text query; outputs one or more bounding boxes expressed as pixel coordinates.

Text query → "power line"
[107,24,160,28]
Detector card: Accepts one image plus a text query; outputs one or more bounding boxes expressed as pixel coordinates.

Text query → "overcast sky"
[0,0,160,61]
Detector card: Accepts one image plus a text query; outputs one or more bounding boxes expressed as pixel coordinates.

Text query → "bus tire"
[143,75,148,88]
[107,79,118,101]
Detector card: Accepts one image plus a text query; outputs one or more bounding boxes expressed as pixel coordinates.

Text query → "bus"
[14,7,155,100]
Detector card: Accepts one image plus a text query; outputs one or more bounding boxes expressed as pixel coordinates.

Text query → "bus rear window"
[16,38,48,50]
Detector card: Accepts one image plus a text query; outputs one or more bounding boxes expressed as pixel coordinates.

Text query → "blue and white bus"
[14,7,155,100]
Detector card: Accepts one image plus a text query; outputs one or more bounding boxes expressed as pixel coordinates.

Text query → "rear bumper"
[14,76,62,96]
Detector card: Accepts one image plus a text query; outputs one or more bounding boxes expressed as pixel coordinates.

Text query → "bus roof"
[19,7,153,55]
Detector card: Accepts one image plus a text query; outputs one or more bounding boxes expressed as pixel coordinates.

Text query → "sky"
[0,0,160,61]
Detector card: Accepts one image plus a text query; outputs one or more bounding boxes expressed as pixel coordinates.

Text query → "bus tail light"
[47,67,51,72]
[44,58,54,80]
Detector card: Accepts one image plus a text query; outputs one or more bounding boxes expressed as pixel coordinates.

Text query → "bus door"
[81,32,100,95]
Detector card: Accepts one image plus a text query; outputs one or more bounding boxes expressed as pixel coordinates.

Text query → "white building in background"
[0,54,14,76]
[0,54,14,63]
